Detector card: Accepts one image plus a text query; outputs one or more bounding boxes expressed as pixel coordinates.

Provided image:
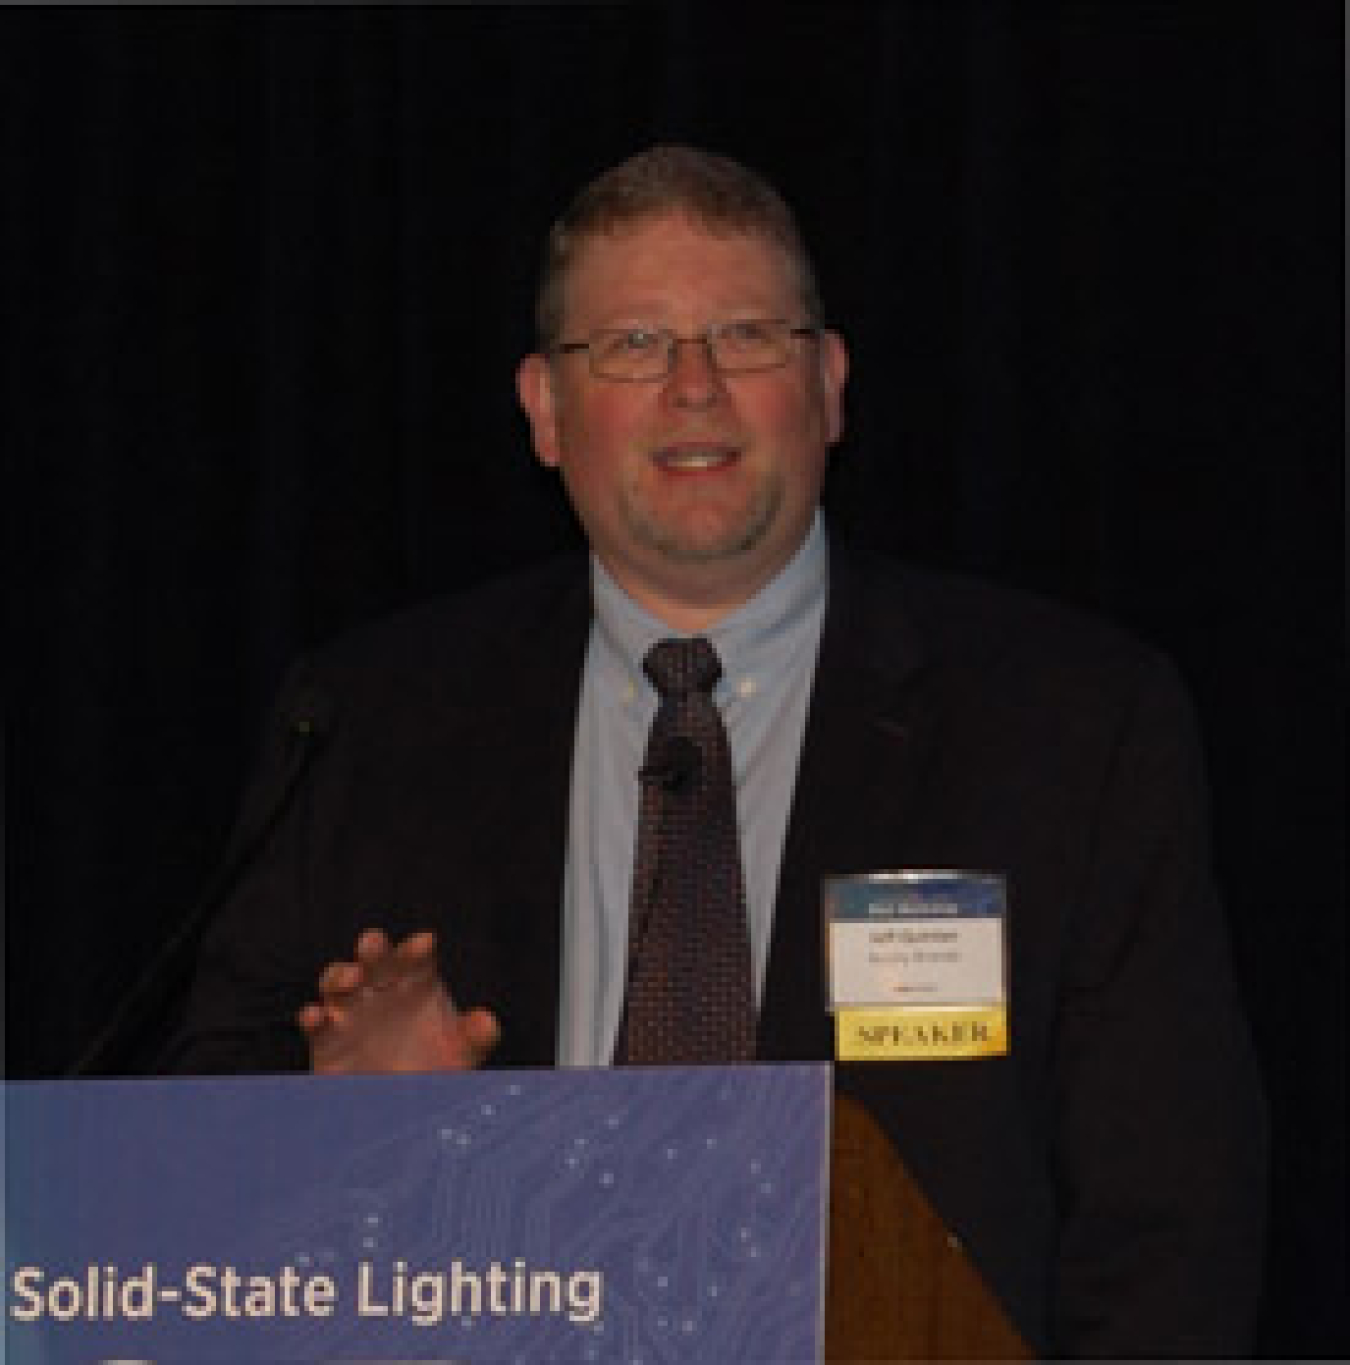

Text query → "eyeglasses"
[553,318,820,381]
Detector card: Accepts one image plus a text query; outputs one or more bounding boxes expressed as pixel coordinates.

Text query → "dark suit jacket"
[170,546,1267,1356]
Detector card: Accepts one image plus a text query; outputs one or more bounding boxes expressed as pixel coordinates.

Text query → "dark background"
[6,6,1343,1356]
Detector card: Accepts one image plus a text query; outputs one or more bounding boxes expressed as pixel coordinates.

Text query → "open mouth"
[653,444,742,472]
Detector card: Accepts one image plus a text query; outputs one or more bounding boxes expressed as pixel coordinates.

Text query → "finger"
[384,930,438,987]
[299,1001,355,1045]
[355,927,392,962]
[460,1007,502,1065]
[317,959,363,996]
[297,1002,330,1036]
[394,930,437,962]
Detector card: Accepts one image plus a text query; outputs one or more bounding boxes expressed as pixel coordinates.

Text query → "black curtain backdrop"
[5,6,1343,1356]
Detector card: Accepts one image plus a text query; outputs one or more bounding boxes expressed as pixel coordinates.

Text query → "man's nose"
[663,335,725,405]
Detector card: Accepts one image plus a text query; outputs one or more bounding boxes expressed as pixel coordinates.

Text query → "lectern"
[5,1070,1029,1362]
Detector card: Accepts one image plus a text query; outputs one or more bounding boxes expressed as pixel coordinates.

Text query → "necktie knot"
[643,637,722,699]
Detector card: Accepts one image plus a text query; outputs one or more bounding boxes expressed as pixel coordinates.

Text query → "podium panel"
[5,1067,829,1363]
[6,1069,1028,1362]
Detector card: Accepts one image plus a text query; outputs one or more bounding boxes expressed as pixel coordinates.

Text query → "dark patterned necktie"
[613,637,757,1064]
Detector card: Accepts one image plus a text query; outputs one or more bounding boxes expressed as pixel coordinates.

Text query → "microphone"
[639,735,701,794]
[67,682,336,1077]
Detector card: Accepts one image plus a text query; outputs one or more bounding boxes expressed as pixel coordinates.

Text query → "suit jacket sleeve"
[1048,650,1267,1355]
[163,561,588,1074]
[161,654,334,1074]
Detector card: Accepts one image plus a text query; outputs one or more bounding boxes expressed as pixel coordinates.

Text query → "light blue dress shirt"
[556,515,829,1066]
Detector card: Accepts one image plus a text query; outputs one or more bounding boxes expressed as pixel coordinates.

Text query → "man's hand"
[298,928,500,1073]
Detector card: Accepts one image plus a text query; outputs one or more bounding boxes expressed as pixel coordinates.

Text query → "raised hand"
[298,928,500,1074]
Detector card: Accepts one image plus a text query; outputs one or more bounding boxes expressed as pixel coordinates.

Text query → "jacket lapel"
[759,549,938,1060]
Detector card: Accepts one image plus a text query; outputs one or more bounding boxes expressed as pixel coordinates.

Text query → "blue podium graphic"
[4,1064,829,1363]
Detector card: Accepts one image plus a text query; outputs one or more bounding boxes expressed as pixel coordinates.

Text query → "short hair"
[534,143,825,350]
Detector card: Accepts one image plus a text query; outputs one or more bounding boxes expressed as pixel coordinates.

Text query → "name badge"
[824,871,1009,1061]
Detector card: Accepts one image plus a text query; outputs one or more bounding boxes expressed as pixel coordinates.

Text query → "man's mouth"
[652,444,742,472]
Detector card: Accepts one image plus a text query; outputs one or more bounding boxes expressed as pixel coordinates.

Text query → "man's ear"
[818,330,849,448]
[516,354,562,468]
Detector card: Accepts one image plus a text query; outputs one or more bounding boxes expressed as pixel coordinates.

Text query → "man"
[169,145,1266,1355]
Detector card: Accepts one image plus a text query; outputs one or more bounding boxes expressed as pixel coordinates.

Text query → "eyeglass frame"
[550,318,822,381]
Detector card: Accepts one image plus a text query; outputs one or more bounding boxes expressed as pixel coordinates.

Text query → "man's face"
[517,212,848,628]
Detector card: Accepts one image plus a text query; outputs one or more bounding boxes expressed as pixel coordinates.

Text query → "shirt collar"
[590,513,829,705]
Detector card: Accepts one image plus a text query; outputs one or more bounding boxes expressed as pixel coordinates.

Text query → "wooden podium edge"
[825,1090,1032,1362]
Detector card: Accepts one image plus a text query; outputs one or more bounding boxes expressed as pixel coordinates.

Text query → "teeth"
[658,447,735,469]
